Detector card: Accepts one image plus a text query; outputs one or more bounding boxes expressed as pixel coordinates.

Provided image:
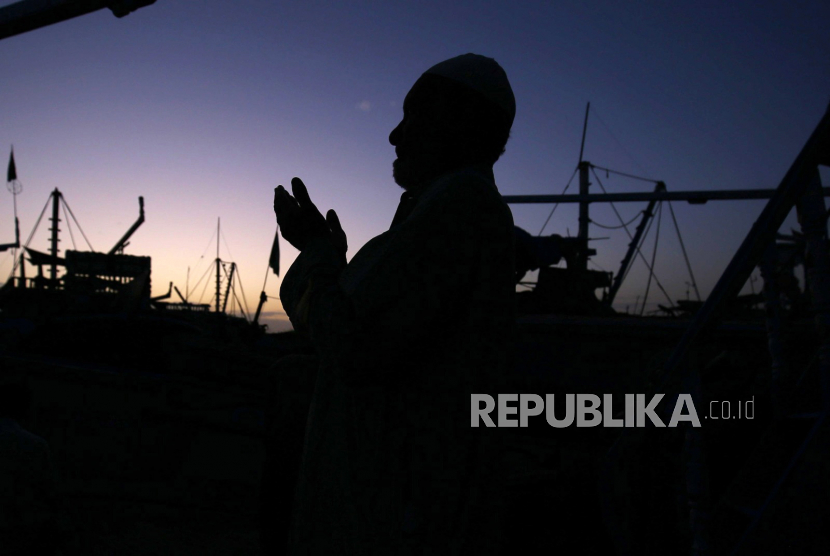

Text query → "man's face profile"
[388,55,514,191]
[389,78,452,191]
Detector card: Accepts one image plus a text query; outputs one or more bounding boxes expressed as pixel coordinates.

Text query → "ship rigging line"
[190,259,215,297]
[668,200,701,301]
[233,264,251,317]
[195,260,216,304]
[9,194,50,278]
[61,202,76,250]
[538,168,578,236]
[592,167,673,306]
[620,200,657,286]
[590,210,644,229]
[640,200,663,315]
[590,105,651,178]
[215,228,252,317]
[193,228,217,272]
[590,164,661,185]
[60,197,94,251]
[588,259,608,272]
[231,286,249,321]
[220,228,235,262]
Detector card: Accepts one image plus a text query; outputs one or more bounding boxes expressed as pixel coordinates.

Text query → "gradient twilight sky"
[1,0,828,331]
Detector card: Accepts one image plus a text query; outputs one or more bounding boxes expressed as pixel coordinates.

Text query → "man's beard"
[392,157,423,191]
[393,153,453,191]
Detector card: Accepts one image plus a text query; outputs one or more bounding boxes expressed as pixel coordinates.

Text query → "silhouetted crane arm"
[108,196,144,255]
[0,0,157,41]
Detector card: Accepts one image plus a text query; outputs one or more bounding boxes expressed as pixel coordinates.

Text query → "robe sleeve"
[280,175,511,386]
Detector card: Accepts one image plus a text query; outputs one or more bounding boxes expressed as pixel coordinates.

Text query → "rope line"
[593,168,673,306]
[538,168,578,236]
[588,259,608,272]
[234,264,251,317]
[61,202,77,250]
[220,228,234,262]
[231,286,249,322]
[190,259,216,298]
[590,211,644,230]
[640,201,663,315]
[192,228,217,275]
[196,260,216,305]
[590,164,661,185]
[61,198,94,251]
[9,195,50,279]
[668,201,701,301]
[590,105,651,178]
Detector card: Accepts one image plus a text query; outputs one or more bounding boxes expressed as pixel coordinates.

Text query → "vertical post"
[577,160,591,272]
[215,218,221,314]
[759,243,786,416]
[18,252,26,287]
[49,188,61,286]
[796,170,830,410]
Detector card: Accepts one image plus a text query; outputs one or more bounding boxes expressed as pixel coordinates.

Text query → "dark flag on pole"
[269,227,280,276]
[7,148,16,182]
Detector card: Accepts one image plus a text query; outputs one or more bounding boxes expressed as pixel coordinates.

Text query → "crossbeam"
[503,187,830,204]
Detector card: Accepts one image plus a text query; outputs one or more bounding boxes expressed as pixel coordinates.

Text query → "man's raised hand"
[274,177,347,256]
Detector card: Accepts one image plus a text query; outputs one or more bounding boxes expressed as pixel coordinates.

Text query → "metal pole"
[796,170,830,410]
[215,218,221,314]
[577,161,590,271]
[502,187,830,205]
[578,102,590,166]
[49,188,60,286]
[759,243,787,416]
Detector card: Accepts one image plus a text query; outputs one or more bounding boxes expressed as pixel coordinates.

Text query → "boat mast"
[576,102,591,272]
[49,188,61,286]
[215,217,221,313]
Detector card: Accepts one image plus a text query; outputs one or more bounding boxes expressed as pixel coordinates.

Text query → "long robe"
[280,165,515,555]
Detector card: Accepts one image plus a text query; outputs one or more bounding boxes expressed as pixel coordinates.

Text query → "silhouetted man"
[273,53,516,555]
[0,382,62,555]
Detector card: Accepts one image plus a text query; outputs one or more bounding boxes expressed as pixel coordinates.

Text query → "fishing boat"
[0,184,289,552]
[496,103,830,554]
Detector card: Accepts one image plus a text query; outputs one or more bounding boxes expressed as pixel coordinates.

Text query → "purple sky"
[1,1,828,330]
